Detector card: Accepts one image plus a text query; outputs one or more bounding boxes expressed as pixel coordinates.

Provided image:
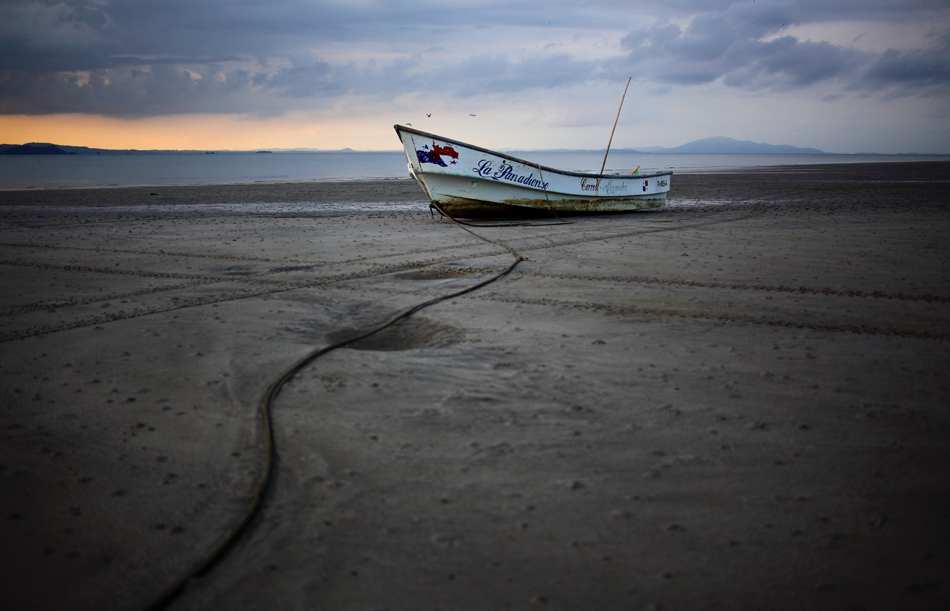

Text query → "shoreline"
[0,175,413,195]
[1,158,949,196]
[0,160,947,210]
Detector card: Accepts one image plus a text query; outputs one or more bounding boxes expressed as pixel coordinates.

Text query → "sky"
[1,0,949,153]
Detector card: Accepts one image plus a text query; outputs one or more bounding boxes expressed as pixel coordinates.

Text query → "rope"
[145,205,522,611]
[536,162,573,225]
[144,200,768,609]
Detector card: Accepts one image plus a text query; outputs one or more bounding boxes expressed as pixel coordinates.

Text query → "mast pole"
[600,77,631,175]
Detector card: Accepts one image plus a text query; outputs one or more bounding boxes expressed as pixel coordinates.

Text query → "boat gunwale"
[394,124,673,181]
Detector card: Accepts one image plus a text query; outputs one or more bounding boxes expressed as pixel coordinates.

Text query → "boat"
[395,124,672,218]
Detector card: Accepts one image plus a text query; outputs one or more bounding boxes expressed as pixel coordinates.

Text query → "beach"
[1,161,949,610]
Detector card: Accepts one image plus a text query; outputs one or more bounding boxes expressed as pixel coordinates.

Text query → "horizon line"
[4,142,950,156]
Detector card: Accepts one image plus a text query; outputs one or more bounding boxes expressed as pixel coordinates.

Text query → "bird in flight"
[469,114,476,116]
[406,122,412,126]
[426,113,432,117]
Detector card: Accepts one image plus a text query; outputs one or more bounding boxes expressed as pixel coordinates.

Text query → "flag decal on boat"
[415,141,462,168]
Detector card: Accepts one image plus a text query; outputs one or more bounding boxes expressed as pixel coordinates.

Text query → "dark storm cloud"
[618,24,868,90]
[615,1,948,96]
[618,4,860,90]
[0,0,947,117]
[861,31,950,93]
[0,0,609,117]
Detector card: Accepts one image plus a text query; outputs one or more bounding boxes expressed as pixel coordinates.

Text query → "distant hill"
[0,143,75,155]
[1,142,125,154]
[622,136,827,155]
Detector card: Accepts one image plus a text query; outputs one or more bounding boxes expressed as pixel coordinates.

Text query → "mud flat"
[1,162,949,611]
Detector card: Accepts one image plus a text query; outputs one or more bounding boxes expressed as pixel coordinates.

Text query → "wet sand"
[1,162,949,610]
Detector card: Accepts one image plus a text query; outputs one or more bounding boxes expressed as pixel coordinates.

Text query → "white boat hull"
[395,125,671,217]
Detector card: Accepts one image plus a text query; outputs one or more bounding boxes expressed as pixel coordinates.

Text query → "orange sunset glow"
[0,114,403,151]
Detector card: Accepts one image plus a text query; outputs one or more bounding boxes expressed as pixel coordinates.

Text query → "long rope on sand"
[144,203,523,611]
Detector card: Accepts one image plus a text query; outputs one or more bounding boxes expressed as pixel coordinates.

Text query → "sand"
[1,162,949,611]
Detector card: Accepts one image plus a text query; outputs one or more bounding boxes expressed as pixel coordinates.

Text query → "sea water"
[0,150,945,190]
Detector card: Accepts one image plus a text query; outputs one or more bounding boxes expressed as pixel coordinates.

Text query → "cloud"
[0,63,263,116]
[860,30,950,95]
[0,0,948,118]
[614,2,948,97]
[618,6,855,89]
[433,54,600,98]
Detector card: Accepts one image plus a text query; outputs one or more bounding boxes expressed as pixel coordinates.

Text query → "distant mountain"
[623,136,827,155]
[1,142,145,154]
[0,143,75,155]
